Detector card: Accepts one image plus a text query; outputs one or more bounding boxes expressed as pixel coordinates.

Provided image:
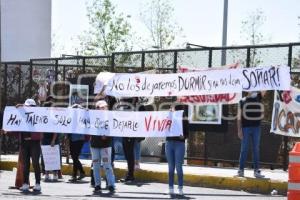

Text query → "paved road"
[0,170,285,199]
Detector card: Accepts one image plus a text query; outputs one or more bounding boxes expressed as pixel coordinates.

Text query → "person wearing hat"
[90,100,115,193]
[68,103,86,182]
[18,99,42,192]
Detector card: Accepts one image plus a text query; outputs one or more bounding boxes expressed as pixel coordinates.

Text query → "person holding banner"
[68,104,86,182]
[237,91,266,178]
[90,100,115,193]
[117,97,143,183]
[18,99,42,192]
[165,104,189,196]
[41,101,59,181]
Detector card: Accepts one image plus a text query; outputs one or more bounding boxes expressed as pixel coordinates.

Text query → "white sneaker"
[33,184,41,191]
[20,183,29,191]
[165,188,174,195]
[254,170,265,178]
[52,174,58,181]
[237,169,244,177]
[178,188,184,195]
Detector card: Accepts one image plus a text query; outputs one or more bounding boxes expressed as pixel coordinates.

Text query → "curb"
[0,160,287,195]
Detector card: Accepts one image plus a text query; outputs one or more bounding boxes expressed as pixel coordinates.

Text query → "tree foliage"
[140,0,182,49]
[79,0,132,56]
[240,9,267,67]
[241,9,266,45]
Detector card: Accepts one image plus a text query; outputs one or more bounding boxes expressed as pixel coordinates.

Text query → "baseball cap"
[95,100,108,108]
[24,99,37,106]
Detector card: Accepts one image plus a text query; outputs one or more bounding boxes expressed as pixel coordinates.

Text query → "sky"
[52,0,300,56]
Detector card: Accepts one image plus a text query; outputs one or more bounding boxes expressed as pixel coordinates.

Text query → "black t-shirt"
[90,136,112,148]
[240,93,263,127]
[42,133,59,145]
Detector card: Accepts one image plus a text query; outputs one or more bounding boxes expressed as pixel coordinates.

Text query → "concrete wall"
[1,0,51,61]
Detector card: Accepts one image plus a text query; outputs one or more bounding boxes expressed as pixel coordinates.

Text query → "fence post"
[111,53,115,72]
[55,59,58,81]
[173,51,178,73]
[246,47,251,68]
[18,64,21,100]
[141,52,145,71]
[82,57,86,74]
[208,49,212,68]
[29,60,33,97]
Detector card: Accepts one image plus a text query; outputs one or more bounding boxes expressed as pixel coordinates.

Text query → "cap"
[24,99,37,106]
[95,100,108,108]
[71,103,84,109]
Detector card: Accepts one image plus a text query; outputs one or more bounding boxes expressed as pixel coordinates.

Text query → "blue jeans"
[165,140,185,189]
[134,140,141,161]
[91,147,115,188]
[239,126,261,170]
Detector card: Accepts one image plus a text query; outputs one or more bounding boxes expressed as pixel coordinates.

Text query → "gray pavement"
[0,154,288,182]
[0,170,285,200]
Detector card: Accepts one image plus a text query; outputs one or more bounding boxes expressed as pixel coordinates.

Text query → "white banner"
[41,145,61,171]
[271,86,300,137]
[105,66,290,97]
[3,107,183,137]
[177,66,242,105]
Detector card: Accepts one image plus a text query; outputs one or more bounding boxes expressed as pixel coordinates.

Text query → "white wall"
[1,0,51,61]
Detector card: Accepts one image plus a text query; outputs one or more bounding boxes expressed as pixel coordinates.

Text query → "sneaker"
[20,183,29,191]
[33,184,41,192]
[68,177,77,182]
[120,176,135,183]
[93,185,101,193]
[237,169,244,177]
[165,188,174,195]
[52,174,58,181]
[108,185,115,193]
[254,170,265,178]
[78,173,85,180]
[178,188,184,195]
[44,174,50,181]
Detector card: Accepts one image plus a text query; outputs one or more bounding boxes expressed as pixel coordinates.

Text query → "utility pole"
[221,0,228,66]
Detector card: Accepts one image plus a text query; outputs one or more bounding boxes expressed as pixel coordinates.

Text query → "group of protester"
[2,88,266,196]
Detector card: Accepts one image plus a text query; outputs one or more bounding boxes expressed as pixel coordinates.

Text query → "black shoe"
[108,186,115,193]
[68,177,77,182]
[120,177,135,183]
[78,173,85,180]
[93,185,102,193]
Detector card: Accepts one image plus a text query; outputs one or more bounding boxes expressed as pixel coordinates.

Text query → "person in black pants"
[18,99,42,192]
[69,133,86,182]
[118,97,145,182]
[122,137,135,182]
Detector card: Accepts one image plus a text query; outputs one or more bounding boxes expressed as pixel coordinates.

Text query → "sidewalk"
[0,154,287,195]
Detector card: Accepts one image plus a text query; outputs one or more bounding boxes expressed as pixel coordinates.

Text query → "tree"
[79,0,132,56]
[140,0,182,49]
[239,9,267,67]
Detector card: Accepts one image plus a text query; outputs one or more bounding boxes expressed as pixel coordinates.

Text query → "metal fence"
[1,42,300,170]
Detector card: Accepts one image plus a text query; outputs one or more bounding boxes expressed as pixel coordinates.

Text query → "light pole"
[221,0,228,66]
